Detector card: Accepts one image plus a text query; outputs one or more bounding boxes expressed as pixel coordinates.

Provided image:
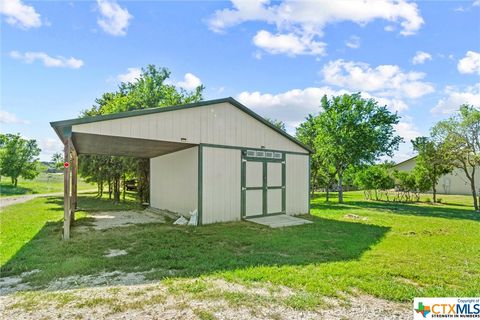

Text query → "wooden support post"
[63,138,71,240]
[70,146,78,224]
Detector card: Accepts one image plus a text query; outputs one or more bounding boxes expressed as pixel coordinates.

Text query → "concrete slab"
[245,214,313,228]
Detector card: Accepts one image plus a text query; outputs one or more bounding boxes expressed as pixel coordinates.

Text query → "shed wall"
[72,102,306,153]
[150,147,198,216]
[285,154,309,215]
[202,146,241,224]
[395,158,480,195]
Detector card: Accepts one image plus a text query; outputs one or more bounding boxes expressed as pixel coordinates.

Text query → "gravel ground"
[0,274,411,319]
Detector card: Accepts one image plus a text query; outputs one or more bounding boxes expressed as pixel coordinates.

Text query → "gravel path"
[0,190,97,210]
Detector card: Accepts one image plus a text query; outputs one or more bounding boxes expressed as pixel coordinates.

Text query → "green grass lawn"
[0,191,479,304]
[0,173,95,197]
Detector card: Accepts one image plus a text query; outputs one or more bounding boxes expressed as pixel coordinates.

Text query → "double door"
[241,150,285,218]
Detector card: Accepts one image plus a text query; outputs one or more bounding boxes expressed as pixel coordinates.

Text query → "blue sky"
[1,0,479,161]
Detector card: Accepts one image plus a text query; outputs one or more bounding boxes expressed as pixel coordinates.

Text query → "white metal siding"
[395,159,480,195]
[286,154,309,215]
[150,147,198,216]
[202,147,241,224]
[72,102,307,153]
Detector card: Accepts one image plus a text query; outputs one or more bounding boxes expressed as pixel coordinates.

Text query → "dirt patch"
[104,249,128,258]
[81,210,166,230]
[0,277,411,319]
[0,270,41,295]
[344,214,368,221]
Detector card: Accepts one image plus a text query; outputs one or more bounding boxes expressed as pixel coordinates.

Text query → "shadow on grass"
[0,214,389,293]
[0,183,35,196]
[311,196,480,222]
[44,193,143,212]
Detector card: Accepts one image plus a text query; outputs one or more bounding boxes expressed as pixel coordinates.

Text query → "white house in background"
[394,156,479,195]
[51,97,311,228]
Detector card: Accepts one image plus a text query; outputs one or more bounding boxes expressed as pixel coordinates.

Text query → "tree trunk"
[14,178,18,187]
[433,185,437,203]
[338,171,344,203]
[123,174,126,201]
[326,187,330,202]
[108,178,112,200]
[471,181,479,211]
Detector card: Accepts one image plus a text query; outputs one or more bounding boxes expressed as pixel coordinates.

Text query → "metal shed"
[51,97,311,239]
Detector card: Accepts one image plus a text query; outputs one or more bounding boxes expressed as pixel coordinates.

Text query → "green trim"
[242,152,286,218]
[241,159,246,218]
[197,145,203,225]
[263,161,267,215]
[282,160,286,213]
[50,97,312,153]
[245,186,264,190]
[201,143,308,156]
[308,154,311,214]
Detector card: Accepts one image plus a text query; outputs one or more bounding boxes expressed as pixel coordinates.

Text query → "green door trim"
[197,145,203,225]
[241,151,286,218]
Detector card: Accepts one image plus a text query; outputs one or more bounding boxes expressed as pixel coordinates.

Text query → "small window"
[273,152,282,159]
[265,151,273,158]
[246,150,256,157]
[256,151,265,158]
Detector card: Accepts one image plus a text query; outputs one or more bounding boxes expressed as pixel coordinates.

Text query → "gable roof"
[50,97,312,153]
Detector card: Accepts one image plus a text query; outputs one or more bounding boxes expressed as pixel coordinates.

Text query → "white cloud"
[207,0,423,56]
[474,0,480,6]
[253,30,326,56]
[345,35,360,49]
[394,118,421,142]
[117,67,141,83]
[38,138,64,160]
[321,59,435,99]
[97,0,132,36]
[0,0,41,29]
[237,86,409,134]
[0,110,30,124]
[412,51,432,65]
[9,51,84,69]
[431,83,480,114]
[457,51,480,74]
[176,73,202,90]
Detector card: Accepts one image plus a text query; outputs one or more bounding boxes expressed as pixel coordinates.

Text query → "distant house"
[394,156,480,195]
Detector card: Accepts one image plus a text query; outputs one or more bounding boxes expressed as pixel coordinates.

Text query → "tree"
[0,133,41,187]
[354,164,394,201]
[265,118,286,132]
[315,93,402,203]
[411,137,453,203]
[296,114,319,198]
[432,105,480,211]
[51,152,64,171]
[79,65,205,203]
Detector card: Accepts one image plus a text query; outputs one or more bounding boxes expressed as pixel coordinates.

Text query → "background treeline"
[73,65,205,204]
[296,104,479,210]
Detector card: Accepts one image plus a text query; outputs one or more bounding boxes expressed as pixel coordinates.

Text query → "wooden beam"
[70,146,78,224]
[63,138,71,240]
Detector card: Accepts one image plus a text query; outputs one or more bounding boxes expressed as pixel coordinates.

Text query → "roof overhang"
[50,97,313,156]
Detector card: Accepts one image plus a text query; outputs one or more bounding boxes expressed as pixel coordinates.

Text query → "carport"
[51,98,311,240]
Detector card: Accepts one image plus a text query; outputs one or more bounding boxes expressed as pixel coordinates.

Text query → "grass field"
[0,173,95,197]
[1,191,479,310]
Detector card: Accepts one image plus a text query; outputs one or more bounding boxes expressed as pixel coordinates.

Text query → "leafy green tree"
[393,170,418,202]
[51,152,64,171]
[0,133,41,187]
[355,164,394,201]
[411,137,453,203]
[265,118,286,132]
[315,93,402,203]
[432,105,480,211]
[296,114,320,197]
[79,65,204,203]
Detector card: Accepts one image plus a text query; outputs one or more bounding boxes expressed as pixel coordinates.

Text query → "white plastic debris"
[188,209,198,226]
[173,216,188,225]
